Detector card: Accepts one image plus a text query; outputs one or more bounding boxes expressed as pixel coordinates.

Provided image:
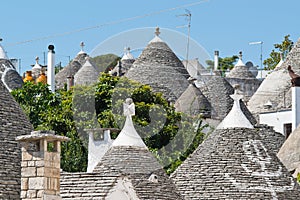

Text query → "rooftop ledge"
[16,130,70,142]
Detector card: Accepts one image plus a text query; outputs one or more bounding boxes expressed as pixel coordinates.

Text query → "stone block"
[21,161,28,167]
[54,161,60,169]
[37,167,45,176]
[22,151,32,161]
[22,167,36,177]
[36,160,45,167]
[43,194,61,200]
[27,189,37,198]
[52,169,60,178]
[44,167,53,177]
[28,161,35,167]
[29,177,45,190]
[37,190,44,198]
[20,190,27,198]
[21,178,29,190]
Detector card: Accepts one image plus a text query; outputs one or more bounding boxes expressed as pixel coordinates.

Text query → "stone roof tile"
[125,36,189,101]
[0,80,33,199]
[175,83,211,117]
[74,58,99,86]
[196,75,256,125]
[171,127,300,199]
[55,53,88,89]
[248,38,300,114]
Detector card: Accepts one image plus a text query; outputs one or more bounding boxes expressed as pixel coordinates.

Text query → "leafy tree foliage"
[206,55,239,73]
[90,54,120,72]
[12,73,208,174]
[11,82,88,172]
[263,35,294,70]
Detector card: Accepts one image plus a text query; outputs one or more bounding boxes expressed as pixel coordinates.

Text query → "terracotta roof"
[125,35,189,101]
[0,80,33,199]
[171,127,299,199]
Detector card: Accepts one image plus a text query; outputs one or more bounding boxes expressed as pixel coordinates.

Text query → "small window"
[284,123,292,139]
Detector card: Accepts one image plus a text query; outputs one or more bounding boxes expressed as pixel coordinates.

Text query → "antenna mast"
[177,9,192,63]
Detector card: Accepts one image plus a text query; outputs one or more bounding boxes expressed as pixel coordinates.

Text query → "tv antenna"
[249,41,263,78]
[177,9,192,63]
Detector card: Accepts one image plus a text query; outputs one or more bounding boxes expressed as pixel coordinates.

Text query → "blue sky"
[1,0,300,74]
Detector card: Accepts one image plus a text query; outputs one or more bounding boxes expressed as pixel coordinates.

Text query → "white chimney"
[47,45,55,92]
[86,128,113,172]
[214,50,219,71]
[292,86,300,131]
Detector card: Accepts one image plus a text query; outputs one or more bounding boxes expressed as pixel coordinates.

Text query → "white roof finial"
[35,56,39,64]
[80,41,85,51]
[149,27,163,44]
[0,38,8,60]
[235,51,245,67]
[121,46,134,60]
[217,87,253,129]
[77,41,86,55]
[155,27,160,36]
[112,98,147,148]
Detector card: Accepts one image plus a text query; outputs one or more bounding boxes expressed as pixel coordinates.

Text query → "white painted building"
[259,109,292,137]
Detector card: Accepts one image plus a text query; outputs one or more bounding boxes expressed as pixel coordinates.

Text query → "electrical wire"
[7,0,209,47]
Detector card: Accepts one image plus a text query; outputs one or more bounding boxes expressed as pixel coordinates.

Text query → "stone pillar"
[16,130,69,200]
[292,87,300,131]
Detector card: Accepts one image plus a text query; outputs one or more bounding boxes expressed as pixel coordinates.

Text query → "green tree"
[91,54,120,72]
[263,35,294,70]
[11,82,88,172]
[206,55,239,72]
[12,73,208,173]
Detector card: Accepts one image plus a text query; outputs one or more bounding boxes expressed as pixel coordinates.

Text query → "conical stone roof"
[182,58,205,78]
[248,38,300,114]
[61,99,182,199]
[74,58,99,86]
[227,53,256,79]
[125,29,189,102]
[196,75,256,125]
[0,80,33,199]
[175,83,211,117]
[278,124,300,174]
[0,58,23,91]
[55,52,88,89]
[171,127,300,199]
[0,41,23,91]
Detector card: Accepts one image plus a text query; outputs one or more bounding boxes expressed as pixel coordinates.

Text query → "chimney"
[47,45,55,92]
[16,130,69,200]
[86,128,114,173]
[214,50,219,71]
[292,86,300,131]
[66,76,74,91]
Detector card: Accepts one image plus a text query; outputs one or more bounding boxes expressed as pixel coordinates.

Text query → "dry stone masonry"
[16,130,69,200]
